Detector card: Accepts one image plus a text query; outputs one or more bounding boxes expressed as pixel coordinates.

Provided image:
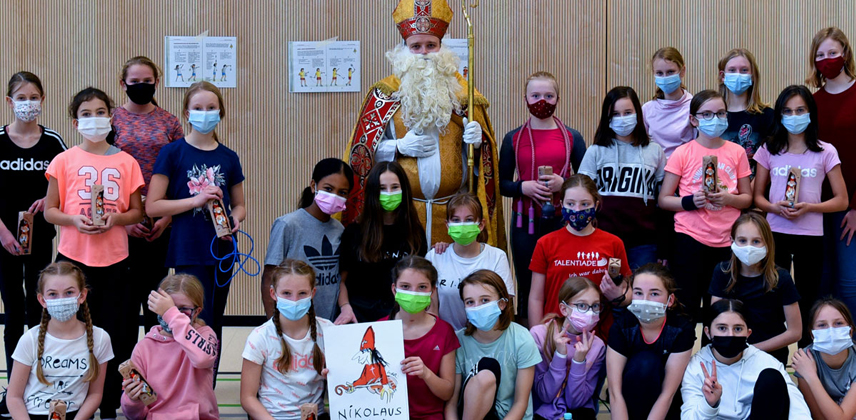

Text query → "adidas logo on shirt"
[0,158,50,171]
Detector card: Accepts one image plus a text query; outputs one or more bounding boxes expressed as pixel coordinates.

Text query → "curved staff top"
[342,0,505,250]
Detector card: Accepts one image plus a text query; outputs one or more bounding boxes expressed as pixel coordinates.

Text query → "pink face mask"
[314,190,347,215]
[565,303,599,332]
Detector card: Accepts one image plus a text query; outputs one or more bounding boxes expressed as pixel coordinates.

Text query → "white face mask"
[77,117,112,142]
[627,299,667,324]
[12,100,41,122]
[46,295,81,322]
[731,243,767,266]
[813,326,854,355]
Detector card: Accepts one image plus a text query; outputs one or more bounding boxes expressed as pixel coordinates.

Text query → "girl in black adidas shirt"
[0,71,66,374]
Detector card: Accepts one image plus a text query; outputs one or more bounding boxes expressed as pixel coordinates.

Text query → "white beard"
[386,43,462,134]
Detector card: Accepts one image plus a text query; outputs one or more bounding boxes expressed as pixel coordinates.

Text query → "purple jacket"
[530,323,606,417]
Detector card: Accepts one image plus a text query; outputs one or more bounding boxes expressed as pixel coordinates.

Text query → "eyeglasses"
[564,302,602,314]
[177,306,197,317]
[694,111,727,120]
[781,108,808,116]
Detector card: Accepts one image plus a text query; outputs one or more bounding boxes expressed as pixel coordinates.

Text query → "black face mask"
[125,82,156,105]
[710,335,748,358]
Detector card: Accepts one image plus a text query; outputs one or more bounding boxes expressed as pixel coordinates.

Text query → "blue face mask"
[697,116,729,138]
[465,299,506,331]
[562,206,596,231]
[276,296,312,321]
[655,74,682,95]
[609,114,637,137]
[188,110,221,134]
[782,114,811,135]
[723,73,753,95]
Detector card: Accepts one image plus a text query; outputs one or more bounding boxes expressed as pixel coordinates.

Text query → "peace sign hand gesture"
[552,320,572,356]
[572,329,594,363]
[700,360,722,408]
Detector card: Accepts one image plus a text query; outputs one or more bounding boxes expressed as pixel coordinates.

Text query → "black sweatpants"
[749,368,789,419]
[671,233,731,323]
[510,215,558,325]
[773,232,823,348]
[127,230,171,333]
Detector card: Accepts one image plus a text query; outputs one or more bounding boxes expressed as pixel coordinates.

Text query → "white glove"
[462,118,482,148]
[396,131,437,158]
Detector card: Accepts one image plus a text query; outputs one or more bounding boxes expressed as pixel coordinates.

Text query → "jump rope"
[209,229,261,287]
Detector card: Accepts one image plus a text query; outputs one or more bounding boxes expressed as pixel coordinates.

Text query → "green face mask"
[379,190,403,212]
[448,222,481,246]
[395,289,431,314]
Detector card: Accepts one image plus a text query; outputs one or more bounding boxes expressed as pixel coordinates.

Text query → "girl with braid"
[241,259,331,420]
[6,262,113,420]
[120,274,218,419]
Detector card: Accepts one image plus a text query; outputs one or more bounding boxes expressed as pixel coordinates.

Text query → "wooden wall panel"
[0,1,605,316]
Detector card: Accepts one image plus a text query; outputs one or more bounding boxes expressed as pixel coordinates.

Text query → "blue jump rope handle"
[209,229,261,287]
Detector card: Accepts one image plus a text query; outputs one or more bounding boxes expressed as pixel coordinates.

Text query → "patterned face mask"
[526,99,557,119]
[46,295,80,322]
[13,100,41,122]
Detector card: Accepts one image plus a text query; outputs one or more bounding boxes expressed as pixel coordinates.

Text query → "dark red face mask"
[526,99,557,119]
[816,56,846,80]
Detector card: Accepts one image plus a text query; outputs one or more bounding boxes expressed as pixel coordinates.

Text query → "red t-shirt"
[514,127,570,217]
[381,315,459,420]
[815,84,856,210]
[529,227,631,338]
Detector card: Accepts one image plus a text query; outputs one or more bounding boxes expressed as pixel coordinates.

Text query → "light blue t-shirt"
[455,322,542,419]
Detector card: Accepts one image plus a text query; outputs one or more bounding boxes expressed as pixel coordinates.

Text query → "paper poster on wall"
[444,38,469,80]
[288,39,360,93]
[324,321,409,420]
[165,36,237,88]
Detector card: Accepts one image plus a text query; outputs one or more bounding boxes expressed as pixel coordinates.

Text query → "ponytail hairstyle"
[705,298,749,329]
[541,277,600,364]
[722,213,779,293]
[446,192,487,243]
[68,87,117,145]
[297,158,355,209]
[157,274,206,326]
[593,86,649,147]
[630,263,681,310]
[270,259,324,375]
[717,48,769,114]
[7,71,44,98]
[651,47,687,100]
[458,269,513,336]
[36,262,98,385]
[388,256,438,318]
[120,56,161,106]
[358,161,425,262]
[766,85,822,156]
[807,27,856,88]
[182,81,225,142]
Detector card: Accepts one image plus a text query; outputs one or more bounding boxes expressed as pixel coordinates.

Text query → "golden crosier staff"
[462,0,477,192]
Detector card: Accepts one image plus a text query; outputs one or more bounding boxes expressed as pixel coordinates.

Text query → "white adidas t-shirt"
[242,317,331,420]
[426,244,513,330]
[12,326,113,415]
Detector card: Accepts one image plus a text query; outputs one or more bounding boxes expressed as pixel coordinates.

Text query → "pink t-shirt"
[642,90,694,159]
[402,316,460,420]
[754,141,841,236]
[46,146,144,266]
[665,140,751,247]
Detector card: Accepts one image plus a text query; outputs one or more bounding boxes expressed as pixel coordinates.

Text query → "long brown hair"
[36,262,98,385]
[630,263,680,310]
[722,212,779,293]
[158,274,206,326]
[446,192,487,243]
[269,259,324,375]
[809,297,855,330]
[717,48,769,114]
[358,161,426,262]
[458,270,513,336]
[541,277,600,364]
[806,27,856,88]
[651,47,687,99]
[388,256,438,318]
[7,71,44,97]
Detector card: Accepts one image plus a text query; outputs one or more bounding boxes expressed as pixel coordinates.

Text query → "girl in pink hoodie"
[120,274,218,420]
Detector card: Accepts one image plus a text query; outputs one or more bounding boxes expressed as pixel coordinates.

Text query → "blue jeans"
[626,244,658,271]
[825,210,856,315]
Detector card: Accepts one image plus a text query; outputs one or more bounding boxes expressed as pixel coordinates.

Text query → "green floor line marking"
[218,404,243,407]
[217,378,241,381]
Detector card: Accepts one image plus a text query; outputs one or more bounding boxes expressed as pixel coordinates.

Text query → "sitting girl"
[530,276,605,420]
[445,269,541,420]
[792,297,856,419]
[681,299,810,419]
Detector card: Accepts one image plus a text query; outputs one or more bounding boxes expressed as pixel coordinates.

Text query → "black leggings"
[458,357,502,420]
[621,351,681,420]
[55,254,135,419]
[749,368,789,419]
[510,216,557,324]
[774,232,823,348]
[127,230,170,333]
[0,236,51,375]
[670,233,731,323]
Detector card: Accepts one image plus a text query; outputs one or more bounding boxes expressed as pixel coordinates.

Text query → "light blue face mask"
[655,74,682,95]
[276,296,312,321]
[723,73,753,95]
[609,114,638,137]
[782,114,811,135]
[465,299,506,331]
[697,116,729,138]
[188,110,221,134]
